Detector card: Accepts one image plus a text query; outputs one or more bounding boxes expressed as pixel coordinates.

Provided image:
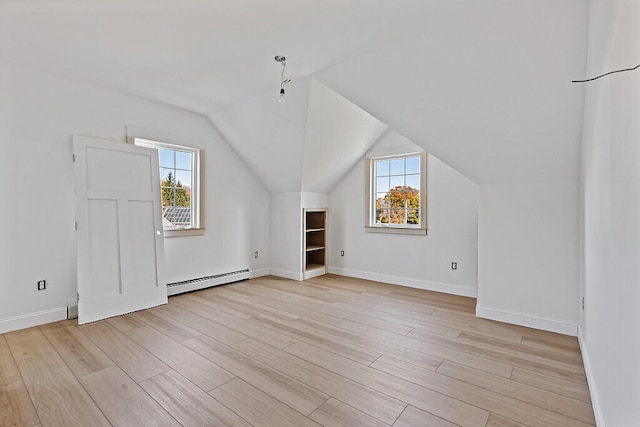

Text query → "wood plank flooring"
[0,274,595,426]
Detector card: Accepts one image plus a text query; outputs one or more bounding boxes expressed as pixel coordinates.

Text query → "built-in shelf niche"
[303,209,327,279]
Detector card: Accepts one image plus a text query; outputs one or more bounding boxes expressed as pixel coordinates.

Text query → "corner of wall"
[577,326,606,426]
[269,268,303,281]
[250,268,271,279]
[476,305,578,337]
[329,266,477,298]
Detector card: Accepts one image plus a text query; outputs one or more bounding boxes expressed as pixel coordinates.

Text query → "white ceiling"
[0,0,589,190]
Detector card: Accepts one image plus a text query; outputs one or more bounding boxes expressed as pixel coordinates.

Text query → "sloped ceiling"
[210,79,312,193]
[301,79,388,193]
[211,78,388,193]
[0,0,589,189]
[315,1,589,184]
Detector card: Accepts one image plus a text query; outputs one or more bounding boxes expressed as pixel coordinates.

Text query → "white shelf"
[304,209,327,277]
[305,263,325,271]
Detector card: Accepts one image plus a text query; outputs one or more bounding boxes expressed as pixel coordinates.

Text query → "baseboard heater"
[167,269,251,296]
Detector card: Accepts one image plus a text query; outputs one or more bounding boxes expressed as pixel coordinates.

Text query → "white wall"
[477,181,580,335]
[328,132,479,297]
[269,192,329,281]
[301,192,329,210]
[269,192,303,280]
[0,62,270,332]
[580,1,640,425]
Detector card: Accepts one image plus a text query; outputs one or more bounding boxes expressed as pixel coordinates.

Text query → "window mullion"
[172,150,177,208]
[368,153,424,230]
[135,137,199,230]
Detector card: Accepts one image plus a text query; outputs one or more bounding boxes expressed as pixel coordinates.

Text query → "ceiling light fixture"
[275,55,291,103]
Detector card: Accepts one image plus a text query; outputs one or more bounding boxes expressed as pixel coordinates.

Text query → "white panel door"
[73,135,166,324]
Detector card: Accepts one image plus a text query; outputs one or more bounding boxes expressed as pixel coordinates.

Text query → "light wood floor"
[1,274,595,427]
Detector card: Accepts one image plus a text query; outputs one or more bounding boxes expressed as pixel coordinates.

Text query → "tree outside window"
[366,151,427,235]
[133,137,200,232]
[373,155,421,226]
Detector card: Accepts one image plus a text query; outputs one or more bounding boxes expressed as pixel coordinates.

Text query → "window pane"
[406,156,420,174]
[164,206,191,226]
[406,189,420,209]
[134,137,200,230]
[161,188,175,207]
[406,174,420,190]
[390,175,404,190]
[175,170,191,188]
[376,209,389,224]
[160,168,173,182]
[376,160,389,176]
[175,151,192,170]
[159,149,174,168]
[389,209,405,224]
[174,187,190,207]
[376,177,389,193]
[390,158,404,175]
[368,152,424,230]
[407,209,420,225]
[389,188,406,208]
[376,193,389,208]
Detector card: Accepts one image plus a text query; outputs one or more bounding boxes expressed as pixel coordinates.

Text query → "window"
[133,137,203,237]
[366,152,427,235]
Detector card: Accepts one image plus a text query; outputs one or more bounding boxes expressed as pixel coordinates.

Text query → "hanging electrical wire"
[572,64,639,83]
[275,55,291,102]
[280,62,291,90]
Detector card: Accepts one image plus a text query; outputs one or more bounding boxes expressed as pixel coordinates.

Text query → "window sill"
[365,226,427,236]
[163,228,205,238]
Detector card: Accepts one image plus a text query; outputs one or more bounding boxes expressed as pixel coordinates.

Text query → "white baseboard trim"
[578,325,605,426]
[303,267,327,280]
[270,268,304,281]
[250,268,271,278]
[0,307,67,334]
[327,266,477,298]
[476,305,577,336]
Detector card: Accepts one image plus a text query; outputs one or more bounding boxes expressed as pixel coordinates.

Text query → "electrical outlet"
[451,262,458,270]
[340,250,344,257]
[254,251,259,259]
[582,297,584,310]
[37,280,46,290]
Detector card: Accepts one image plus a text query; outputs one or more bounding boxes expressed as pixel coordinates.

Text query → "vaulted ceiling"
[0,0,589,191]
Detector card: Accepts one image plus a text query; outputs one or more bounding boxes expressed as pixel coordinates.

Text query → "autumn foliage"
[376,186,420,225]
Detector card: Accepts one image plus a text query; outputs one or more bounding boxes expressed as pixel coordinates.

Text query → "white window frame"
[365,151,427,235]
[126,126,204,238]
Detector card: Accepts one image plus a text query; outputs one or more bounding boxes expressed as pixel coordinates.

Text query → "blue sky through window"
[159,148,192,187]
[375,155,420,192]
